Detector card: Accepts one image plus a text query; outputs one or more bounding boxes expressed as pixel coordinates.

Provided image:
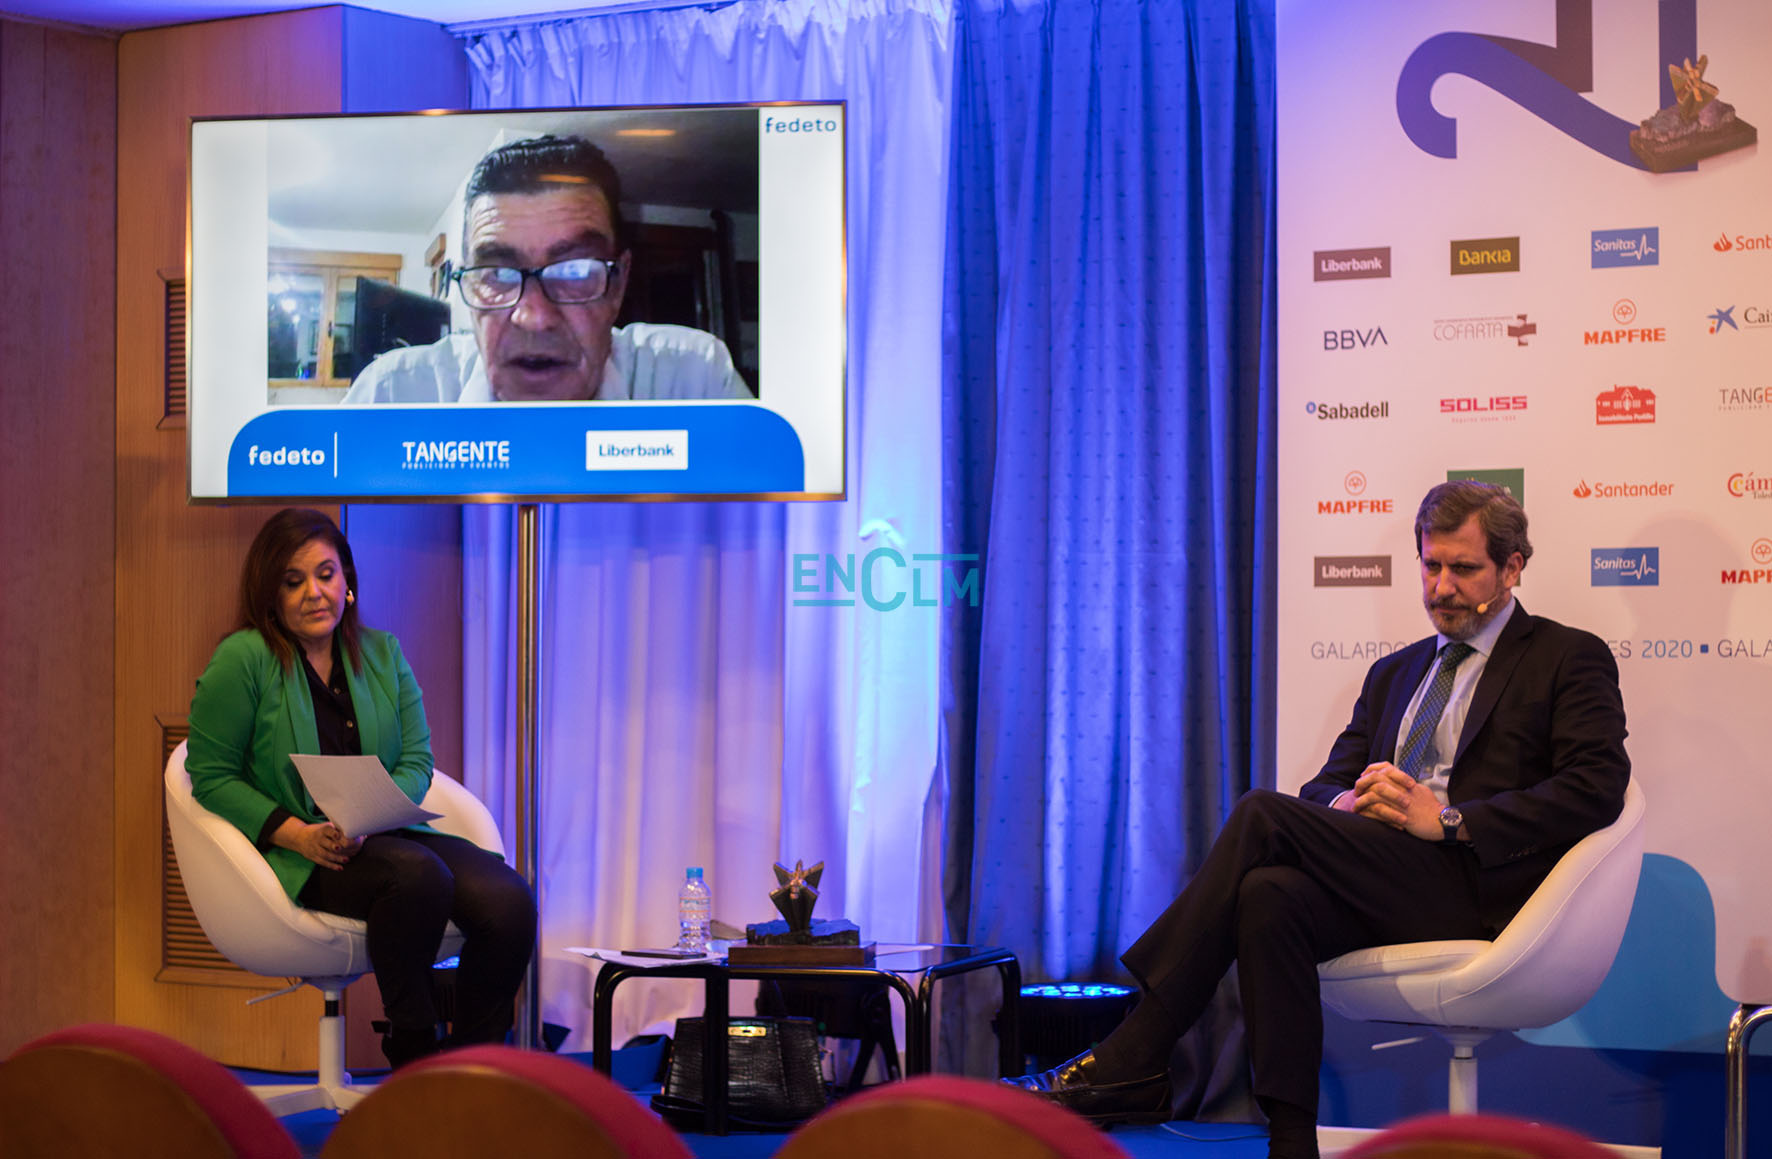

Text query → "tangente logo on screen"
[401,439,512,470]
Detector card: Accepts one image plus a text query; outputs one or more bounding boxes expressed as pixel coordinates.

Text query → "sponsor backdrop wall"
[1279,0,1772,1050]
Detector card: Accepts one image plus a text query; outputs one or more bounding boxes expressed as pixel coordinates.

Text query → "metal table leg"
[1726,1003,1772,1159]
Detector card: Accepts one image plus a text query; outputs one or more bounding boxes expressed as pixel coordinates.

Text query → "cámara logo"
[1592,228,1660,267]
[1727,472,1772,499]
[1591,548,1659,587]
[1573,478,1675,499]
[1450,236,1520,275]
[1597,385,1655,425]
[1314,247,1391,282]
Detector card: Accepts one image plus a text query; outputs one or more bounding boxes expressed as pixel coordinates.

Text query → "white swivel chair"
[1317,780,1646,1116]
[163,740,507,1116]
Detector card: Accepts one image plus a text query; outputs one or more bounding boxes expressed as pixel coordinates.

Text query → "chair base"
[1317,1124,1661,1157]
[253,1081,368,1116]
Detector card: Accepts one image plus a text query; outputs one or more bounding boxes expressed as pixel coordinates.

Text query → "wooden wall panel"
[116,7,345,1068]
[0,18,119,1056]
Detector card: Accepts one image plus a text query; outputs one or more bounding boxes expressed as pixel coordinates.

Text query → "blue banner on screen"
[227,405,805,497]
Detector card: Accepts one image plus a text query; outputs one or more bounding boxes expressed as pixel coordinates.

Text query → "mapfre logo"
[1573,478,1675,499]
[1727,472,1772,499]
[1584,298,1666,345]
[1440,395,1526,422]
[1449,236,1520,275]
[1596,385,1655,425]
[1714,232,1772,253]
[1317,470,1392,515]
[1721,538,1772,583]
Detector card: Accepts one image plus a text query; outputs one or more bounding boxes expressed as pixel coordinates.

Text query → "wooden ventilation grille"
[160,722,240,974]
[162,276,186,422]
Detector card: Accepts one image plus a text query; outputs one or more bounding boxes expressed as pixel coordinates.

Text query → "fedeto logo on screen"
[764,114,838,133]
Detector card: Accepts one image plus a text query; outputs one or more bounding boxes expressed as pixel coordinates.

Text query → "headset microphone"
[1475,601,1489,615]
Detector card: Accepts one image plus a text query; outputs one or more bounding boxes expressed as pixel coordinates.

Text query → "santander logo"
[1573,480,1593,498]
[1717,232,1733,252]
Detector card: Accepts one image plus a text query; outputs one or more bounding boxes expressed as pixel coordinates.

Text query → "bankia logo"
[1714,231,1772,253]
[1591,548,1659,587]
[1432,313,1535,346]
[1727,471,1772,499]
[1721,538,1772,584]
[1314,247,1391,282]
[1314,555,1392,588]
[1450,236,1520,275]
[1592,228,1659,267]
[1596,385,1655,424]
[1584,299,1666,345]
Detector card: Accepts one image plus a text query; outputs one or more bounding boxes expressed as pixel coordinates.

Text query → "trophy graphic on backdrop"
[725,859,876,965]
[1630,55,1757,172]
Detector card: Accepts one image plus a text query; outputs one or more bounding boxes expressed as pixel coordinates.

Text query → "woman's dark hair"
[235,508,362,671]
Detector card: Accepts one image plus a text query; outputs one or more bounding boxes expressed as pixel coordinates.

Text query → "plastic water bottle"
[678,867,712,952]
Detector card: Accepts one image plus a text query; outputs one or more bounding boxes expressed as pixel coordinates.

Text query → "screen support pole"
[514,502,543,1050]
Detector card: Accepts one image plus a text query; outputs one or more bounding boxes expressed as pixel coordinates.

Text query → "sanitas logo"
[1322,327,1388,350]
[1717,386,1772,413]
[1313,246,1391,282]
[1591,547,1659,587]
[1450,236,1520,274]
[401,439,511,470]
[1715,231,1772,253]
[1592,228,1659,268]
[1727,472,1772,499]
[1314,555,1392,588]
[1306,400,1389,421]
[248,443,326,466]
[1572,478,1675,499]
[1584,298,1665,345]
[1431,313,1535,346]
[1722,538,1772,583]
[1440,395,1526,421]
[1596,385,1655,425]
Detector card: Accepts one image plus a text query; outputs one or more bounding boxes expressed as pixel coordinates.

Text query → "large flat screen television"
[188,102,846,502]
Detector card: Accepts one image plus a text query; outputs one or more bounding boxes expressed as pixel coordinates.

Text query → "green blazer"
[187,627,435,901]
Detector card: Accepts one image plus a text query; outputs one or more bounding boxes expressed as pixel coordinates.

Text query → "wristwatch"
[1439,805,1464,844]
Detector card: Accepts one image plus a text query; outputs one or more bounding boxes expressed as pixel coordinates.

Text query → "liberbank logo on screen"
[1592,228,1659,267]
[1591,548,1659,586]
[1313,247,1390,282]
[1450,237,1520,275]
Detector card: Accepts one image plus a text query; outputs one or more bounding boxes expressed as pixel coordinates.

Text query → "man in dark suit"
[1008,481,1630,1159]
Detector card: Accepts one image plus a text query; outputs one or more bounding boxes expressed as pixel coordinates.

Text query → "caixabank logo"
[1397,4,1755,173]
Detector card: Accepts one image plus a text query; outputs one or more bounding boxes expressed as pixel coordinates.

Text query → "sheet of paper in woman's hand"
[289,754,443,837]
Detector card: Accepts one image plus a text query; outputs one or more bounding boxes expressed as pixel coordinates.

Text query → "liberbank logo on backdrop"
[1314,555,1392,587]
[1395,3,1756,174]
[1314,247,1391,281]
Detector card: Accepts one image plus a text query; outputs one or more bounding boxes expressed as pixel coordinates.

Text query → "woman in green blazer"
[188,509,535,1068]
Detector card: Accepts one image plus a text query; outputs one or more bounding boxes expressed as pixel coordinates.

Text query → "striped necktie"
[1398,642,1475,779]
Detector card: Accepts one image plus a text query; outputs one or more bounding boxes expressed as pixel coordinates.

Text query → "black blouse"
[254,637,360,850]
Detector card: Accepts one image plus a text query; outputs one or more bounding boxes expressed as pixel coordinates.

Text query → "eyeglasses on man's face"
[452,257,623,310]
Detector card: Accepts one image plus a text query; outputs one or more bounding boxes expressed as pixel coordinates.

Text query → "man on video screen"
[342,134,750,404]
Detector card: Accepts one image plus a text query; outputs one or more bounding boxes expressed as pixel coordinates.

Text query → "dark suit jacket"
[1297,602,1630,931]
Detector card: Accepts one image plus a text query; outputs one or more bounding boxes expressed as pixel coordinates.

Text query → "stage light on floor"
[1017,982,1137,1071]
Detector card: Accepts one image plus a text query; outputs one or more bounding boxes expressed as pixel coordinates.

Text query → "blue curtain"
[940,0,1278,983]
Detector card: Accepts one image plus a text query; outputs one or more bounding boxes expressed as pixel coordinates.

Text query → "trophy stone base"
[727,918,874,965]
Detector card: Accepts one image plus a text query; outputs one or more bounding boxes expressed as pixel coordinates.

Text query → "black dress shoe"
[1003,1050,1172,1125]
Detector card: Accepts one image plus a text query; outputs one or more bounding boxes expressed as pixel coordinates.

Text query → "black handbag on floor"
[650,1015,829,1130]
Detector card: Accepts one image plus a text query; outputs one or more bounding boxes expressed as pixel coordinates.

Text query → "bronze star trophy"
[724,859,876,965]
[1630,55,1757,172]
